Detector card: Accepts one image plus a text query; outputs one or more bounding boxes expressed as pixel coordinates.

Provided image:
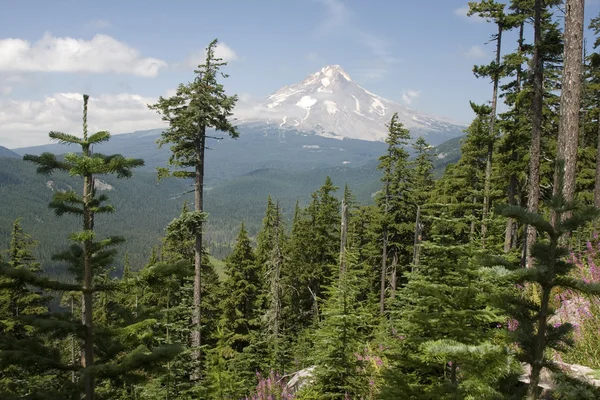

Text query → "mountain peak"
[300,64,352,88]
[236,64,465,144]
[319,65,352,81]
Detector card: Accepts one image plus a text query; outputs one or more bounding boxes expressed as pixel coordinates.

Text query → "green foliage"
[495,165,600,398]
[311,251,373,399]
[376,113,416,305]
[256,197,287,370]
[381,209,512,399]
[283,177,341,349]
[148,38,239,174]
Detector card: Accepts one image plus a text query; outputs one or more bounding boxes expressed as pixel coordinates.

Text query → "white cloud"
[454,6,485,23]
[401,90,420,105]
[183,42,239,69]
[0,92,165,148]
[85,19,112,31]
[464,45,487,59]
[0,33,167,77]
[0,74,28,96]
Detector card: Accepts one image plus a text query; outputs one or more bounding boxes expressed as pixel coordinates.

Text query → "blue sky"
[1,0,600,147]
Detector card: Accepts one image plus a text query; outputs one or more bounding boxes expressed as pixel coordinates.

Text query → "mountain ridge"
[0,145,21,158]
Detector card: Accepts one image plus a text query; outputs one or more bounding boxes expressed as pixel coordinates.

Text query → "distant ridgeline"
[1,127,463,272]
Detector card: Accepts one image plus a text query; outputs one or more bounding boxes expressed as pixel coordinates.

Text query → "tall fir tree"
[148,38,239,371]
[0,221,69,399]
[217,223,262,396]
[255,197,287,371]
[23,94,144,399]
[376,113,414,314]
[309,251,372,399]
[468,0,516,245]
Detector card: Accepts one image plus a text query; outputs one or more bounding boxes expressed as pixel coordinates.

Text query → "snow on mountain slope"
[236,65,465,145]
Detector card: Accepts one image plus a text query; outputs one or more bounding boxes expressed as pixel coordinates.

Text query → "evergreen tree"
[497,165,600,399]
[310,251,371,399]
[468,0,516,244]
[497,4,528,252]
[285,178,340,329]
[256,197,287,371]
[282,179,341,368]
[0,221,70,399]
[2,219,47,319]
[218,223,262,395]
[381,211,512,399]
[526,0,557,267]
[21,94,181,400]
[433,103,489,245]
[411,137,435,269]
[412,137,435,205]
[148,38,239,370]
[376,113,414,314]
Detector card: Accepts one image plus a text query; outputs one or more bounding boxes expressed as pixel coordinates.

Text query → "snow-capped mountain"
[236,65,466,145]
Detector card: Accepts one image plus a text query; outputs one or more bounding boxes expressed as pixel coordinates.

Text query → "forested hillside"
[3,1,600,400]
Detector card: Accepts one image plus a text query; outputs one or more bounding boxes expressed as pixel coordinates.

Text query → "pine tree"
[497,3,528,252]
[381,211,512,399]
[21,94,174,400]
[468,0,516,245]
[526,0,549,267]
[0,221,70,399]
[134,257,192,399]
[285,178,340,329]
[412,137,435,205]
[148,38,239,370]
[310,251,371,399]
[2,219,47,319]
[433,102,489,245]
[497,164,600,399]
[255,197,287,371]
[218,223,262,395]
[411,137,435,269]
[376,113,414,314]
[23,94,144,399]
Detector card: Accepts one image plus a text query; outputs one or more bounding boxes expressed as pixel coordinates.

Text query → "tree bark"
[412,205,422,272]
[527,286,552,399]
[526,0,544,268]
[191,128,206,377]
[339,199,348,278]
[380,170,391,315]
[82,176,94,399]
[380,227,388,315]
[505,22,524,253]
[81,95,95,400]
[554,0,584,208]
[272,202,282,357]
[482,23,503,246]
[389,252,398,301]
